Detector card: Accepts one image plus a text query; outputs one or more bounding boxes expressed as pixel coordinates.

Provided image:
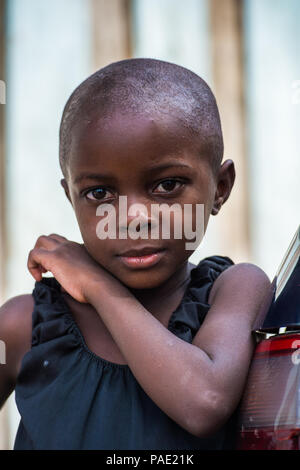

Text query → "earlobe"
[211,197,223,216]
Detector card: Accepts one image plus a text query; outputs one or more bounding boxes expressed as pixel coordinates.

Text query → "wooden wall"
[209,0,251,262]
[91,0,132,70]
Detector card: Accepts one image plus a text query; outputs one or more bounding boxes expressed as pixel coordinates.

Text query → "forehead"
[68,110,207,177]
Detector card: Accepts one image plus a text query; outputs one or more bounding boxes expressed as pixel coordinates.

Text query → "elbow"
[184,390,231,438]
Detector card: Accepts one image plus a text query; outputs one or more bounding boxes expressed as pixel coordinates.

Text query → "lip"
[118,247,166,269]
[118,246,165,257]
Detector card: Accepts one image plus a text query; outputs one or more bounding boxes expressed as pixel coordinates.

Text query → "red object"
[236,333,300,450]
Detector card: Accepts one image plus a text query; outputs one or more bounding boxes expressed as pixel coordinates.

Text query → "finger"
[34,235,60,250]
[48,233,68,242]
[27,248,51,281]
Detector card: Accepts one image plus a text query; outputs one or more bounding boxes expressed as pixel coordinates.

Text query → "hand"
[27,234,113,303]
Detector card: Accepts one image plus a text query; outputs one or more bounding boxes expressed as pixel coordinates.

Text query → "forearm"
[85,278,217,436]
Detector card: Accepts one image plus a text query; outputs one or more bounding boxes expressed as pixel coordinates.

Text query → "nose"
[118,195,158,236]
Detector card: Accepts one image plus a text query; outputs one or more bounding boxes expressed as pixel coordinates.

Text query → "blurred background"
[0,0,299,449]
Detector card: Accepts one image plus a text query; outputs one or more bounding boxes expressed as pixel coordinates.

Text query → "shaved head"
[59,58,223,179]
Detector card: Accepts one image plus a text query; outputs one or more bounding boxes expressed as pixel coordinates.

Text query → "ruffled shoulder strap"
[168,255,234,342]
[31,276,74,348]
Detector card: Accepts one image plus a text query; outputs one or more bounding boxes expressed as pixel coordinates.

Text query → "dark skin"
[0,109,272,437]
[62,111,233,311]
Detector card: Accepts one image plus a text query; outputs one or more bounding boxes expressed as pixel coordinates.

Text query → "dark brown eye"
[85,187,111,201]
[154,179,183,194]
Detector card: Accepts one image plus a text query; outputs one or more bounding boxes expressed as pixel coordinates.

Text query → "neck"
[128,260,196,323]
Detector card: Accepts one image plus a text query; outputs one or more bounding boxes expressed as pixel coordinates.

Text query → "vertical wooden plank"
[0,0,10,451]
[209,0,251,262]
[91,0,132,70]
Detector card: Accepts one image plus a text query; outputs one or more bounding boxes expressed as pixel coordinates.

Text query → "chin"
[117,269,169,291]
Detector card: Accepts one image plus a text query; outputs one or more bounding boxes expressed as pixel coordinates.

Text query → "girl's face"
[62,111,233,290]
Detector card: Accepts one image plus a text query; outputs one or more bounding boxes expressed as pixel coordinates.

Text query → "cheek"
[73,205,105,251]
[74,205,122,263]
[75,209,96,239]
[80,229,114,268]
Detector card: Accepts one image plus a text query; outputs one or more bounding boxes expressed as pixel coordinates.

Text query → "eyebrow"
[74,173,117,185]
[73,162,192,185]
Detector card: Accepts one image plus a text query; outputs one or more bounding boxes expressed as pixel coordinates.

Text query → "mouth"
[117,247,166,269]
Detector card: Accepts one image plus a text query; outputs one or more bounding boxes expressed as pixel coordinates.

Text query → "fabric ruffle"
[168,255,234,341]
[31,276,78,349]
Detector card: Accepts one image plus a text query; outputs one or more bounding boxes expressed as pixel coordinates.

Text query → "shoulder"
[0,294,34,338]
[208,262,272,326]
[0,294,34,381]
[208,263,271,305]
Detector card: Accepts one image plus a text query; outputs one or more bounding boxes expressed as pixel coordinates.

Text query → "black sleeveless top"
[14,255,238,450]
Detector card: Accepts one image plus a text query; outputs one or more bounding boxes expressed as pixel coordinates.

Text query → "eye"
[84,187,114,201]
[153,179,185,194]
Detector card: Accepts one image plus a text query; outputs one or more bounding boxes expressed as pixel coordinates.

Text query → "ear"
[60,178,73,206]
[211,159,235,215]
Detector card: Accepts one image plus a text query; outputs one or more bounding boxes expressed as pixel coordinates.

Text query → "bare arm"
[85,262,272,437]
[0,295,33,409]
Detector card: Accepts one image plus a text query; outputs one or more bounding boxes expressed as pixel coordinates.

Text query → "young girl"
[0,58,271,450]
